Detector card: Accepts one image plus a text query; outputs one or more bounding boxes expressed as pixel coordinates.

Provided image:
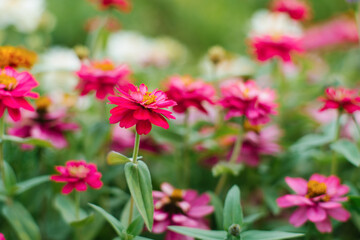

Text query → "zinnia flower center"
[159,189,185,215]
[306,180,327,198]
[68,165,90,179]
[142,92,157,105]
[93,62,115,71]
[35,97,52,112]
[244,120,262,133]
[0,46,37,69]
[0,74,18,90]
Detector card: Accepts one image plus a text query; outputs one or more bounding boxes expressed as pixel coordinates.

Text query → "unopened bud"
[228,224,241,237]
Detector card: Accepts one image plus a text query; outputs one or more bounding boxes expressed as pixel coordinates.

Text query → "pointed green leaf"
[168,226,227,240]
[241,230,304,240]
[243,212,266,225]
[16,175,49,195]
[89,203,125,237]
[127,216,144,236]
[208,192,223,229]
[2,201,41,240]
[3,161,18,194]
[331,139,360,167]
[107,151,131,165]
[125,161,154,231]
[3,135,53,148]
[121,198,140,228]
[54,195,91,226]
[224,185,243,230]
[133,237,155,240]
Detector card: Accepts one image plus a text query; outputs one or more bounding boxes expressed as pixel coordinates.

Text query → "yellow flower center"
[243,120,262,133]
[68,165,90,179]
[35,97,52,111]
[306,180,327,199]
[0,46,37,69]
[93,62,115,71]
[0,74,17,90]
[142,92,157,105]
[181,75,194,86]
[171,189,183,201]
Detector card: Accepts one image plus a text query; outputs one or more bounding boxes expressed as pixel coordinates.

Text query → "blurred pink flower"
[153,183,214,240]
[90,0,131,12]
[219,79,277,125]
[252,36,303,62]
[301,16,358,51]
[271,0,310,21]
[108,83,176,135]
[0,233,5,240]
[8,97,78,149]
[50,160,103,194]
[76,59,131,100]
[111,125,171,153]
[277,174,350,233]
[319,87,360,113]
[236,125,282,166]
[0,67,38,121]
[165,75,216,114]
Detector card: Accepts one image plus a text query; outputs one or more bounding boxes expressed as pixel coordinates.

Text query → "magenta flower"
[0,66,39,121]
[8,97,78,149]
[271,0,310,21]
[76,59,131,100]
[219,79,277,125]
[50,160,103,194]
[319,87,360,113]
[252,36,303,62]
[153,183,214,240]
[277,174,350,233]
[108,83,176,135]
[165,75,216,114]
[89,0,131,12]
[0,233,5,240]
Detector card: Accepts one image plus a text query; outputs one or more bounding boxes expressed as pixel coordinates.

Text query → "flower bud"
[228,224,241,237]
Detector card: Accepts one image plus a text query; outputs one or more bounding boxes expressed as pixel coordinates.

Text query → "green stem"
[183,110,191,187]
[0,117,5,185]
[331,111,342,175]
[352,114,360,138]
[128,197,134,226]
[75,191,80,220]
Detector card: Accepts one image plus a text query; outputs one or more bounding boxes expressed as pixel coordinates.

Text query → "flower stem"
[75,191,80,220]
[331,111,342,175]
[352,114,360,138]
[183,110,191,187]
[128,197,134,226]
[0,117,5,185]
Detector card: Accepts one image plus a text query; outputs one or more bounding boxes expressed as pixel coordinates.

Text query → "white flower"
[249,10,303,38]
[35,47,81,93]
[0,0,45,33]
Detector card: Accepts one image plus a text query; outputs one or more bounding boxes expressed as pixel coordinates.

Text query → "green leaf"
[223,185,243,230]
[133,237,155,240]
[54,195,91,226]
[2,201,41,240]
[15,175,49,195]
[208,192,223,229]
[212,162,243,177]
[331,139,360,167]
[89,203,125,237]
[107,151,131,165]
[290,134,331,152]
[263,188,280,215]
[168,226,227,240]
[3,161,18,194]
[349,195,360,213]
[241,230,304,240]
[3,135,53,148]
[121,198,140,228]
[243,212,266,225]
[125,161,154,231]
[127,216,144,236]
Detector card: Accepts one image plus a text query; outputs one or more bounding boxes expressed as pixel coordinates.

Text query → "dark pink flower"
[271,0,310,21]
[277,174,350,233]
[90,0,131,12]
[8,96,79,149]
[108,83,176,135]
[76,59,131,100]
[219,79,277,125]
[165,75,216,114]
[0,67,38,121]
[0,233,5,240]
[50,160,103,194]
[153,183,214,240]
[319,87,360,113]
[252,36,303,62]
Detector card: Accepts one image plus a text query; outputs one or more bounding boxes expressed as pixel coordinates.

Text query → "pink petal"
[307,206,327,222]
[153,219,170,233]
[135,120,152,135]
[315,218,332,233]
[187,206,214,218]
[161,182,175,196]
[133,108,151,120]
[327,207,351,222]
[75,182,88,192]
[289,207,308,227]
[319,202,342,209]
[62,183,75,194]
[285,177,308,195]
[277,195,313,208]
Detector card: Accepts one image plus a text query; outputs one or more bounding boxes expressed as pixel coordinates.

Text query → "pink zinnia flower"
[8,97,79,149]
[252,36,303,62]
[165,75,216,114]
[0,233,5,240]
[236,124,282,166]
[76,59,131,100]
[153,183,214,240]
[0,67,38,121]
[50,160,103,194]
[219,79,277,125]
[277,174,350,233]
[319,87,360,113]
[90,0,131,12]
[108,83,176,135]
[271,0,310,21]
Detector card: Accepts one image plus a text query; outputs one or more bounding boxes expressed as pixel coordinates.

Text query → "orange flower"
[0,46,37,69]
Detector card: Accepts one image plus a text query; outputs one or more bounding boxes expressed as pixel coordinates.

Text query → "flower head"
[271,0,310,21]
[219,79,277,125]
[165,75,216,114]
[0,46,37,69]
[108,83,176,135]
[0,233,5,240]
[89,0,131,12]
[0,67,39,121]
[153,183,214,240]
[50,160,103,194]
[277,174,350,233]
[319,87,360,113]
[8,96,79,149]
[76,59,131,100]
